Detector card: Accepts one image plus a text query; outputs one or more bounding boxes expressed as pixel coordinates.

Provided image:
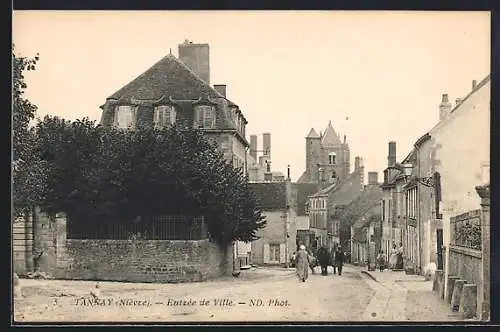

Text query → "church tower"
[320,121,350,183]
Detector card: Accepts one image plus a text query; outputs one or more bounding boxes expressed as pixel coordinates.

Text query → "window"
[114,105,136,129]
[154,105,176,128]
[195,105,216,129]
[329,152,337,165]
[406,187,418,219]
[269,244,280,262]
[382,200,385,221]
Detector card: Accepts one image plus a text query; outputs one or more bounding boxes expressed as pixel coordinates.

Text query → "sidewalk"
[355,266,461,321]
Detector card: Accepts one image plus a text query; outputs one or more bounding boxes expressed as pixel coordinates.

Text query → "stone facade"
[14,211,232,283]
[250,181,297,265]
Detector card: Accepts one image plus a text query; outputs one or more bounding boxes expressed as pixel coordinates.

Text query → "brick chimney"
[368,172,378,185]
[263,133,271,157]
[250,135,258,160]
[354,156,362,170]
[178,40,210,84]
[214,84,226,97]
[388,141,396,167]
[439,93,452,121]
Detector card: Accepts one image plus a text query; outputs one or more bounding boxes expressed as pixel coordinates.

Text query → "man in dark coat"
[316,246,331,276]
[334,245,345,276]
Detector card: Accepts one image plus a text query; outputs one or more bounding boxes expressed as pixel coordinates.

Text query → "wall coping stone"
[449,245,482,259]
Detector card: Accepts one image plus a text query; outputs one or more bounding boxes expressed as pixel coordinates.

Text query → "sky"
[12,11,490,182]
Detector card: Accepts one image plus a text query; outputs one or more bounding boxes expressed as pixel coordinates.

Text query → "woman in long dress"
[389,244,398,269]
[295,245,311,282]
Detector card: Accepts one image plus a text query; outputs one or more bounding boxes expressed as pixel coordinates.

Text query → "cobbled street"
[13,265,461,323]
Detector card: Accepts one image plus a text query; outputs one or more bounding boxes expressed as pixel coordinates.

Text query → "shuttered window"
[114,105,137,129]
[195,105,216,129]
[154,105,176,128]
[269,243,280,262]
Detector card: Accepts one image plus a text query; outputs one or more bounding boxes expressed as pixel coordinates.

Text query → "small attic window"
[114,105,137,129]
[154,105,176,128]
[194,105,216,129]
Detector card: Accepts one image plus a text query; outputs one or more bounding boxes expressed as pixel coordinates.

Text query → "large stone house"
[14,40,256,283]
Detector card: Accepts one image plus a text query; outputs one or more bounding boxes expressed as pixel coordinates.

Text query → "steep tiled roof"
[321,121,342,147]
[306,128,320,139]
[105,53,246,123]
[338,185,382,228]
[311,170,360,198]
[249,183,287,211]
[293,183,318,216]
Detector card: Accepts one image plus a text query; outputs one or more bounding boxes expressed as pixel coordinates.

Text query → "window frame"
[114,105,137,129]
[328,152,337,165]
[269,243,280,262]
[194,105,216,129]
[153,105,176,128]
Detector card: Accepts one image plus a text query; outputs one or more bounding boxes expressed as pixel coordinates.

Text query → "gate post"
[475,184,490,321]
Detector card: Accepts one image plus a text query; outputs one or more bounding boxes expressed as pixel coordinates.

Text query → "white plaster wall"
[430,78,490,290]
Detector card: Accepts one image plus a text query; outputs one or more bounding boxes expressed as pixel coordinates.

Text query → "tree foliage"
[12,47,46,217]
[35,119,266,246]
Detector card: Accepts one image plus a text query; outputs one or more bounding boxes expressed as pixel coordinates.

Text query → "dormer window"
[329,152,337,165]
[114,105,137,129]
[194,105,216,129]
[154,105,176,128]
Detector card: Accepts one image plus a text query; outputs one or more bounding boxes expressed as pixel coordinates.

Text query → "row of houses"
[349,75,490,320]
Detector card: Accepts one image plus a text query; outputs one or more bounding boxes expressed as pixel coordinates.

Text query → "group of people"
[292,244,345,282]
[376,242,404,272]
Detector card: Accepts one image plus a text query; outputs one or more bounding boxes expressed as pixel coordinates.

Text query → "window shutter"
[153,107,160,126]
[169,107,176,125]
[263,243,270,263]
[279,243,286,263]
[130,106,137,128]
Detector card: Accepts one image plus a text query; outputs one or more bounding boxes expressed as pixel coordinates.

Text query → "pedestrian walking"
[290,252,297,268]
[377,250,386,272]
[296,245,311,282]
[308,250,316,274]
[396,242,404,270]
[389,244,398,270]
[334,245,345,276]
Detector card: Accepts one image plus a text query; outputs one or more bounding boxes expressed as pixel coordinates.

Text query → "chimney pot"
[388,141,397,167]
[263,133,271,157]
[439,93,452,121]
[250,135,257,160]
[455,98,462,105]
[472,80,477,90]
[368,172,378,185]
[214,84,226,97]
[178,41,210,84]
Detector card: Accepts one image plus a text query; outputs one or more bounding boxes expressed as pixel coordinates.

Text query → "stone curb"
[361,270,378,282]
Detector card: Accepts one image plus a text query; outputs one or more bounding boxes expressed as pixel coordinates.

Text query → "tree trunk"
[218,243,232,276]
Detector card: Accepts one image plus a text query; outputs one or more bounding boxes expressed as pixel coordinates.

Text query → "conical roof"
[321,120,342,147]
[306,128,320,139]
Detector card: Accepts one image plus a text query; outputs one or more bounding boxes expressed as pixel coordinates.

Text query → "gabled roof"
[338,185,382,228]
[249,182,288,211]
[106,53,247,123]
[306,128,320,139]
[321,121,342,147]
[293,183,319,216]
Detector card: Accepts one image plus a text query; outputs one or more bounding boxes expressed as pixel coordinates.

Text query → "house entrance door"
[436,228,443,270]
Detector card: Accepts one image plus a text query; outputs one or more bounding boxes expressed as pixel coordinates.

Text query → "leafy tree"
[12,47,46,218]
[35,120,267,270]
